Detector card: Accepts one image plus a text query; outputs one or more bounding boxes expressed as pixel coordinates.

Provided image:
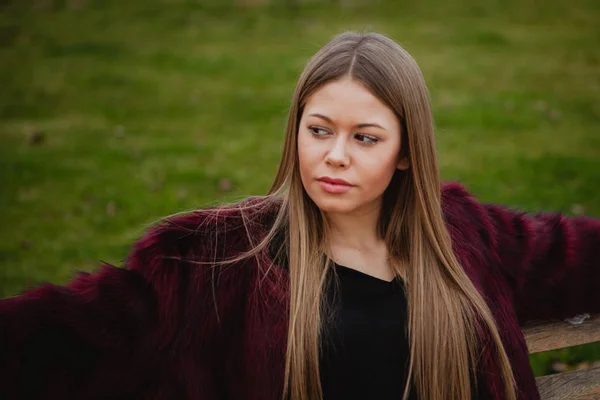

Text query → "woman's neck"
[325,207,382,251]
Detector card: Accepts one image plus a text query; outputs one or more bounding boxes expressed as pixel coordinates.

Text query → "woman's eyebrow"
[308,113,387,131]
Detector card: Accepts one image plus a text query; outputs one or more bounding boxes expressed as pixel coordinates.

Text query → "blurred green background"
[1,0,598,377]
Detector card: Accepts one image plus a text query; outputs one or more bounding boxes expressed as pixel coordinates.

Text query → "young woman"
[1,31,599,400]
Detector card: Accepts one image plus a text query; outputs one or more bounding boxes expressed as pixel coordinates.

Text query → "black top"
[268,231,488,399]
[319,262,415,399]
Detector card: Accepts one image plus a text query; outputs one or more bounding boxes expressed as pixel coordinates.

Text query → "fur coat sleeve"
[443,183,600,325]
[0,207,251,399]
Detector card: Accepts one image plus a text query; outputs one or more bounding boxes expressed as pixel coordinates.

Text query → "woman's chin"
[310,196,357,214]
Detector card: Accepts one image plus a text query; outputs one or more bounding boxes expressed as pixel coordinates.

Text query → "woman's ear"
[396,156,410,171]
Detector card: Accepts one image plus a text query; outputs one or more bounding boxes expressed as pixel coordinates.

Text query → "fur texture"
[1,182,598,399]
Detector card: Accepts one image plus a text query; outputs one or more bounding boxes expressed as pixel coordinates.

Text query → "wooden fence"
[524,314,600,399]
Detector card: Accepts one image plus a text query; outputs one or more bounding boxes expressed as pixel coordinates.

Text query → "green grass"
[1,0,598,377]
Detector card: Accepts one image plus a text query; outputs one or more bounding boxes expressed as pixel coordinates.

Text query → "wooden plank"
[536,367,600,399]
[523,314,600,354]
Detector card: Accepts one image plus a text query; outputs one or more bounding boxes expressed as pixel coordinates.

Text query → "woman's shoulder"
[441,181,478,205]
[440,181,486,218]
[440,181,493,244]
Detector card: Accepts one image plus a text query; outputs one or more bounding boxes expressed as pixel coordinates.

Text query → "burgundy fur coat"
[1,182,599,399]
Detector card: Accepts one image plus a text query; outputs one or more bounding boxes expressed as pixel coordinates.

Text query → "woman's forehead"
[302,79,398,131]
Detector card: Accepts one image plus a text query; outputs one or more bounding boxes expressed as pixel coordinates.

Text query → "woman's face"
[297,78,409,215]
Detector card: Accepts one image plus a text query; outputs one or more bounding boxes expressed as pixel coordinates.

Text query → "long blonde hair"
[200,31,517,400]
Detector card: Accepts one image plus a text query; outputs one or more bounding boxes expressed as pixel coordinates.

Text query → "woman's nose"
[325,136,350,167]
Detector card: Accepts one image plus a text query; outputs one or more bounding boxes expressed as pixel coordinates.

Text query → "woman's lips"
[317,180,353,194]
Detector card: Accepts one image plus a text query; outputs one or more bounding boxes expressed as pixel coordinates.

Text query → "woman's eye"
[309,127,329,137]
[355,134,379,145]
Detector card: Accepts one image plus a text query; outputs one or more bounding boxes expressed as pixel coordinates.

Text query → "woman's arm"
[482,203,600,324]
[0,264,161,398]
[442,182,600,325]
[0,212,228,399]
